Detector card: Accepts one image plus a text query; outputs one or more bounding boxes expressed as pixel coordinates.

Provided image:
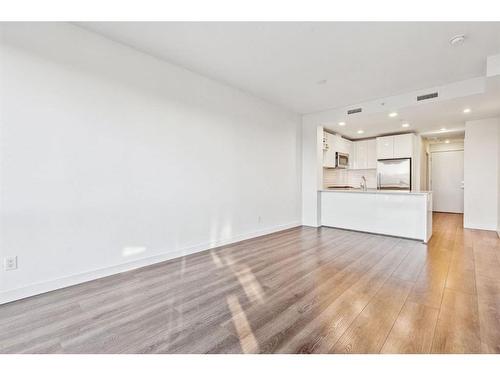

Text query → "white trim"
[0,221,301,305]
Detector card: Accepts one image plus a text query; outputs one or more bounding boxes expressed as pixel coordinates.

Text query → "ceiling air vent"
[417,92,438,101]
[347,107,362,115]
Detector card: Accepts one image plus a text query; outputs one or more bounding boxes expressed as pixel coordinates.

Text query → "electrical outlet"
[4,256,18,271]
[258,216,262,224]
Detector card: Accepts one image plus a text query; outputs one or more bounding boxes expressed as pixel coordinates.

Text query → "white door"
[431,150,464,213]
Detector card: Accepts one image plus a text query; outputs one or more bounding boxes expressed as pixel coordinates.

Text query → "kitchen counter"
[319,189,433,242]
[320,188,432,195]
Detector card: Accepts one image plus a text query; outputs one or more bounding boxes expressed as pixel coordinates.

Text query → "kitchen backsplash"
[323,168,377,189]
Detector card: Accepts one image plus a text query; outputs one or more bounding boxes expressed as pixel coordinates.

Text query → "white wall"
[413,135,422,192]
[301,123,322,227]
[464,117,500,230]
[323,169,377,189]
[420,138,429,191]
[498,126,500,237]
[0,23,302,303]
[429,140,464,153]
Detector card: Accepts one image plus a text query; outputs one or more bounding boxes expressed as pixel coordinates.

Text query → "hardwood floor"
[1,212,499,353]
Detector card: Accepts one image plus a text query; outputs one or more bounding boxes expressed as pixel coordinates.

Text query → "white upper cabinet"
[353,141,366,169]
[366,139,377,169]
[332,134,352,155]
[393,133,414,158]
[352,139,377,170]
[376,134,415,159]
[322,132,336,168]
[376,136,394,159]
[322,132,353,168]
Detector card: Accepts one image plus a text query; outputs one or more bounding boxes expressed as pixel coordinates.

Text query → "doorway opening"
[425,136,465,214]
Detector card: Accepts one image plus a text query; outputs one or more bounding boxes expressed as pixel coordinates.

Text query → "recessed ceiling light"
[449,34,466,46]
[445,139,450,144]
[338,121,346,126]
[463,108,471,113]
[440,127,447,132]
[357,130,364,134]
[388,112,398,118]
[401,123,410,128]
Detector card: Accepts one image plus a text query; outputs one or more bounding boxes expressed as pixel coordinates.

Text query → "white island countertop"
[320,188,432,195]
[319,189,433,242]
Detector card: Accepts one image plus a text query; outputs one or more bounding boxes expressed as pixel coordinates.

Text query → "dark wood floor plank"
[445,223,477,296]
[391,241,427,282]
[431,288,481,353]
[122,230,363,354]
[475,273,500,353]
[275,240,412,353]
[1,213,499,353]
[380,301,439,353]
[405,246,452,309]
[219,236,401,354]
[330,277,413,353]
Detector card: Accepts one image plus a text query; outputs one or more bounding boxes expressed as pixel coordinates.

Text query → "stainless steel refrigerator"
[377,158,411,190]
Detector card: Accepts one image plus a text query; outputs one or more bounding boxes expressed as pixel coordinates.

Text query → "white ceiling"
[77,22,500,114]
[320,76,500,140]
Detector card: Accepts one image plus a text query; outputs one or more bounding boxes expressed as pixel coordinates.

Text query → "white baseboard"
[0,221,301,305]
[463,223,498,231]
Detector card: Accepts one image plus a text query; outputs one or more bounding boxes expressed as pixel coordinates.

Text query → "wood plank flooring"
[1,212,499,353]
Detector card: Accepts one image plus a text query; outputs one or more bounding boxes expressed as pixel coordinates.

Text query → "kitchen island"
[320,189,433,242]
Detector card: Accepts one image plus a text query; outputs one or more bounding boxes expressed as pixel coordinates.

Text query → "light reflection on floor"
[226,295,259,353]
[210,249,224,268]
[223,255,266,303]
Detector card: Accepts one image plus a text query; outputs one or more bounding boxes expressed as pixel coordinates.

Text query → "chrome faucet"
[360,176,367,191]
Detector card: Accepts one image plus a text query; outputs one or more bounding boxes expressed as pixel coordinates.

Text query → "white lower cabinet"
[320,191,433,242]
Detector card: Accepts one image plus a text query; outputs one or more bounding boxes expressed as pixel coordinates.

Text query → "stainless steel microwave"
[336,152,349,169]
